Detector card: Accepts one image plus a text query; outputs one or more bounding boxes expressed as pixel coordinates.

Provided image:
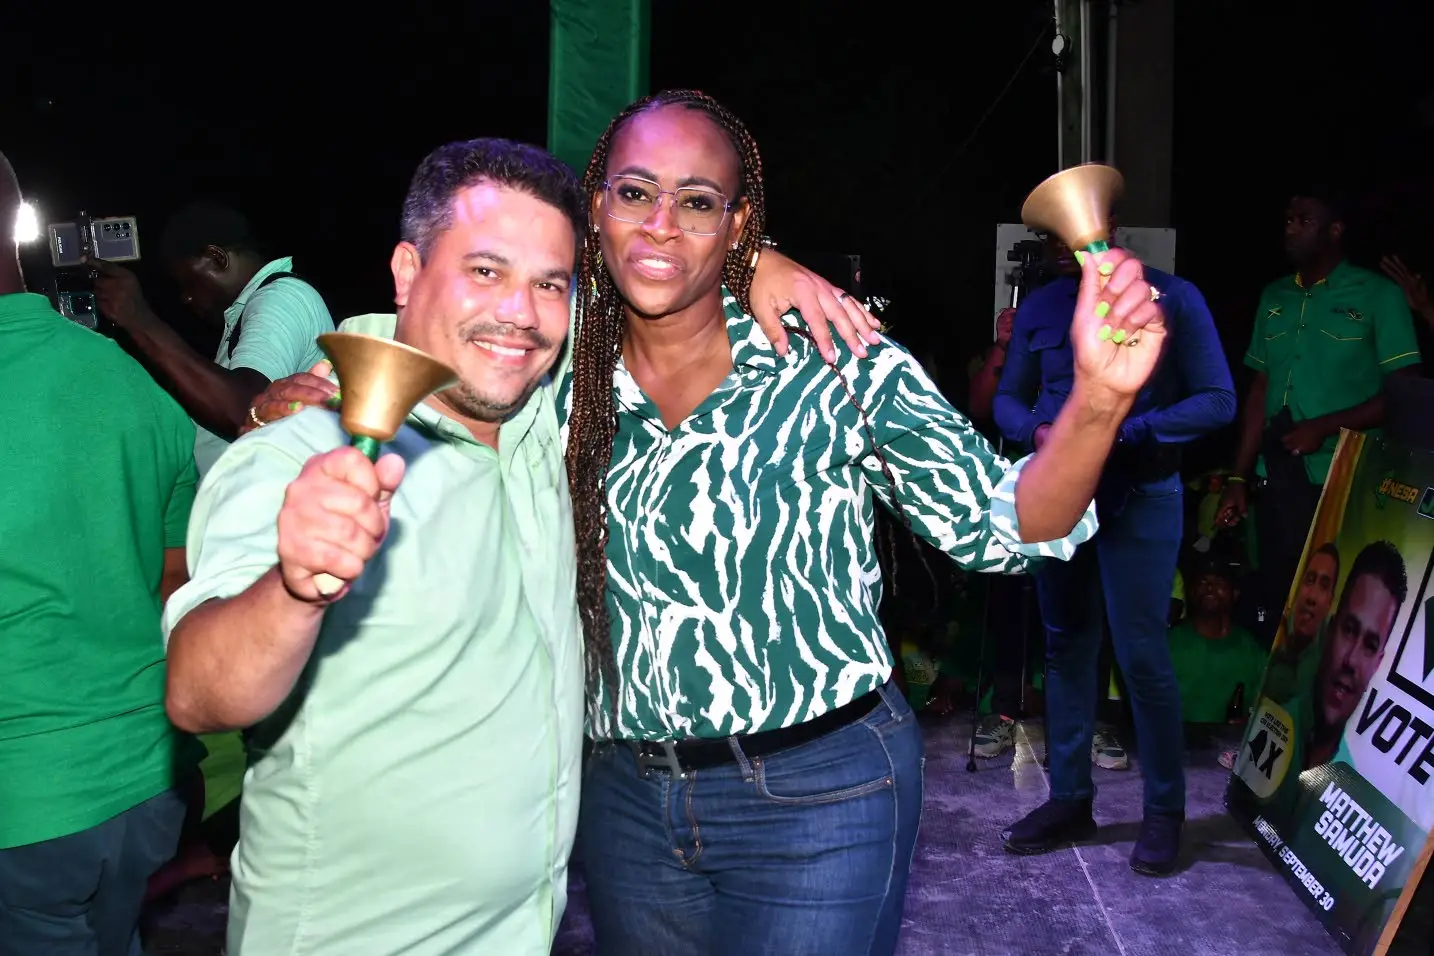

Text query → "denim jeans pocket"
[749,720,895,806]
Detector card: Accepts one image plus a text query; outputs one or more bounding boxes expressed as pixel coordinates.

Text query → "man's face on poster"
[1316,573,1398,730]
[1292,550,1338,642]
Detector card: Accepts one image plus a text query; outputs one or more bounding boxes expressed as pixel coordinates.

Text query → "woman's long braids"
[566,89,930,729]
[566,90,767,728]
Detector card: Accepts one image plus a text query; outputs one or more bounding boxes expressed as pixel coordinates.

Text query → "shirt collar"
[224,256,295,324]
[1294,259,1348,290]
[610,287,796,422]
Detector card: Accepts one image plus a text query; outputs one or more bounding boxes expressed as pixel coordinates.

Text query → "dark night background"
[7,0,1434,473]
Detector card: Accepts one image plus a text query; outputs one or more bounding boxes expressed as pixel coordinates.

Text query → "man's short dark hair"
[158,201,262,264]
[1339,540,1408,616]
[1290,182,1349,227]
[1312,541,1341,573]
[400,138,585,260]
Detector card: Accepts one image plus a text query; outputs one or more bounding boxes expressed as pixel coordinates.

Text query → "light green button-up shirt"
[193,256,333,477]
[560,290,1098,740]
[162,315,583,956]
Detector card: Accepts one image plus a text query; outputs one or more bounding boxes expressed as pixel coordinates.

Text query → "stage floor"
[892,716,1341,956]
[146,716,1347,956]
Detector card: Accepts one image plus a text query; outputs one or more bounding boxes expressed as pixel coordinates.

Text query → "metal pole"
[1054,0,1065,170]
[1106,1,1119,164]
[1079,0,1092,162]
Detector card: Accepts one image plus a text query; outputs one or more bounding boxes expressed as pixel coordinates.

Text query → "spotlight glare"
[15,201,40,243]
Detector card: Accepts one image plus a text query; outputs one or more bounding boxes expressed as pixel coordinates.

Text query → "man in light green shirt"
[162,140,587,955]
[186,253,332,475]
[92,202,333,477]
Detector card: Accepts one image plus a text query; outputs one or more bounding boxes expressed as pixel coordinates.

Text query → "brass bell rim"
[316,331,459,445]
[1019,163,1126,251]
[316,332,453,368]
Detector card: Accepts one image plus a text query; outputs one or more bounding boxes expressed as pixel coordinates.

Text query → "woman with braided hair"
[247,92,1169,953]
[559,88,1167,955]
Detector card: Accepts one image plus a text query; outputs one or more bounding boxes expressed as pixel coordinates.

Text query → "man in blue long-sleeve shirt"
[994,234,1236,875]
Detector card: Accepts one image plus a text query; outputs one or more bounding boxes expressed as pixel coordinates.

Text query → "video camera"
[1006,238,1047,287]
[45,211,140,328]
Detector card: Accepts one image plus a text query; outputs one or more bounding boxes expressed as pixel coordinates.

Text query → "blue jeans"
[1039,479,1186,816]
[0,788,186,956]
[580,680,924,956]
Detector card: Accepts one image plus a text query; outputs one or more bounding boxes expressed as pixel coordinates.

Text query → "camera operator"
[92,201,333,477]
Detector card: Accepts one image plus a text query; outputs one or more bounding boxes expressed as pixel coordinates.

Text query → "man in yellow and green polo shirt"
[1218,187,1422,642]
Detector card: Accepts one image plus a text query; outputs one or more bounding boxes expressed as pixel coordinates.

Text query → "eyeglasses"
[601,175,736,237]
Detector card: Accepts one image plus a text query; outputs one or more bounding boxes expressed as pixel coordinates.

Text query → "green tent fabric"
[547,0,651,175]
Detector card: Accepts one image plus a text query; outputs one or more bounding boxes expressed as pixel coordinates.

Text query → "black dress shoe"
[1130,812,1183,875]
[1002,798,1098,855]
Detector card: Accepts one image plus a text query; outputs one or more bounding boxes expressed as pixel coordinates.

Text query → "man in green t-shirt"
[1168,561,1267,725]
[0,153,199,953]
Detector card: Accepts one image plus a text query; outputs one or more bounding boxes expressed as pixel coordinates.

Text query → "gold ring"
[1149,286,1163,303]
[248,406,268,429]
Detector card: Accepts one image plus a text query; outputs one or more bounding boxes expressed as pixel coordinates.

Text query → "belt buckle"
[634,741,685,778]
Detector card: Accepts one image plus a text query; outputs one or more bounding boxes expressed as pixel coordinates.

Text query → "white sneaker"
[1092,729,1130,770]
[974,714,1016,758]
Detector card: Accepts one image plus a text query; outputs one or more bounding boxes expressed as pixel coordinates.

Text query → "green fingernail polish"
[1112,329,1127,344]
[288,401,300,412]
[1074,251,1088,266]
[1095,301,1111,319]
[1099,262,1114,276]
[1098,325,1112,342]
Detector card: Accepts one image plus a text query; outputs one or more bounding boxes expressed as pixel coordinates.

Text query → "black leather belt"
[622,689,883,776]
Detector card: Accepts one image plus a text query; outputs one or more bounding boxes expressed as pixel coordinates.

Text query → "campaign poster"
[1227,430,1434,956]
